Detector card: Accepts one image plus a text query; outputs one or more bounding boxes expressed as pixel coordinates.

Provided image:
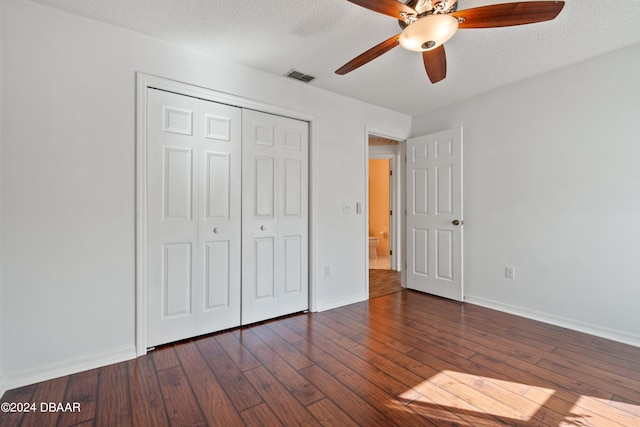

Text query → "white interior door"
[147,89,242,347]
[242,109,309,324]
[406,128,463,301]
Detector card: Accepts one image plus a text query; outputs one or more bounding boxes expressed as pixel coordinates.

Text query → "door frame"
[364,128,406,296]
[135,73,316,356]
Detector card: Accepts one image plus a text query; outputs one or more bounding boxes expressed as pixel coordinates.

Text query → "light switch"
[505,266,515,279]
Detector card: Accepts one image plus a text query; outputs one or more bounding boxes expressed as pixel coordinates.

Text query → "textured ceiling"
[29,0,640,115]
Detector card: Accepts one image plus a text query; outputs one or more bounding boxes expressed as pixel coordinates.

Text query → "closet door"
[147,89,241,347]
[241,110,309,324]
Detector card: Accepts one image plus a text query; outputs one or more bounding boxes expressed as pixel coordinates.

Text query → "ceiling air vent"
[284,69,315,83]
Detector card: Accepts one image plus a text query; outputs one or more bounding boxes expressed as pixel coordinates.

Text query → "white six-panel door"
[241,109,309,324]
[147,89,309,346]
[147,89,242,347]
[406,128,463,301]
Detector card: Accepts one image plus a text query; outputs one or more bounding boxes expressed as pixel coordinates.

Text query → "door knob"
[260,225,267,231]
[213,227,220,234]
[452,219,463,226]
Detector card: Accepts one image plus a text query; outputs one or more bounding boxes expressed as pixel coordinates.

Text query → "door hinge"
[389,170,393,176]
[390,250,393,256]
[390,210,393,216]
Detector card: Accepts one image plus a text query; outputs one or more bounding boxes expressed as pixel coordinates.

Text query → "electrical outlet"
[343,203,352,213]
[505,266,515,280]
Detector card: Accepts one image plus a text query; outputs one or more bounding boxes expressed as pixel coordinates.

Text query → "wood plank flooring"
[369,269,402,299]
[2,290,640,426]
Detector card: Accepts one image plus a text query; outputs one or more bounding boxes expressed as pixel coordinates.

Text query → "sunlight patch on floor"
[399,370,556,423]
[571,395,640,425]
[396,370,640,425]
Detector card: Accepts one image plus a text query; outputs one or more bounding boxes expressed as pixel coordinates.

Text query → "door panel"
[163,147,193,220]
[162,243,192,317]
[283,160,302,217]
[163,106,193,135]
[254,125,274,146]
[406,128,463,301]
[436,165,453,215]
[204,240,230,310]
[243,115,278,322]
[283,236,302,294]
[242,109,308,325]
[254,237,275,299]
[198,96,242,332]
[436,229,453,280]
[284,129,302,150]
[253,156,275,218]
[147,89,242,347]
[204,152,231,220]
[413,168,429,214]
[276,116,309,317]
[204,114,231,140]
[414,228,429,276]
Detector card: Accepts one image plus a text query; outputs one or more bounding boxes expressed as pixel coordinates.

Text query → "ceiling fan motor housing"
[399,0,458,29]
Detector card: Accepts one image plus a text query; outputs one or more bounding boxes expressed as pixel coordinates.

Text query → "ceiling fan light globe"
[399,14,459,52]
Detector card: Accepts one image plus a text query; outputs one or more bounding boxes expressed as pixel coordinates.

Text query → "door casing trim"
[364,128,407,296]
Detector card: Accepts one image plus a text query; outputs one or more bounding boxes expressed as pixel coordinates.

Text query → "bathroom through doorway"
[368,158,392,270]
[368,135,403,298]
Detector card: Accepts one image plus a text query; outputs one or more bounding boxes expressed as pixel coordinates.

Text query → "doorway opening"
[368,135,403,298]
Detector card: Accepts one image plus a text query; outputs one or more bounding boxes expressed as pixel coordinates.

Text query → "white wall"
[412,43,640,346]
[0,0,411,391]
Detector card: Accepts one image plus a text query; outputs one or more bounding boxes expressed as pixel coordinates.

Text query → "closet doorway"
[136,74,311,353]
[368,136,403,298]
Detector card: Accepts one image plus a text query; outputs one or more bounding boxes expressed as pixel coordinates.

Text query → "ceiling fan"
[336,0,565,83]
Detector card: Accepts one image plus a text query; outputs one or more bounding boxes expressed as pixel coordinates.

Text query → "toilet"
[368,237,379,259]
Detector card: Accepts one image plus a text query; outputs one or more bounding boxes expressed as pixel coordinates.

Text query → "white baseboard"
[315,293,368,312]
[465,295,640,349]
[0,346,136,398]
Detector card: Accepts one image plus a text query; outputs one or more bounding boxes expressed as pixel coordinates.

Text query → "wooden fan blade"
[336,33,400,75]
[452,1,564,29]
[423,45,447,84]
[346,0,416,19]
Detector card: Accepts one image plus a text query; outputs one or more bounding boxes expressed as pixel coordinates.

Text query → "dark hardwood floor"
[2,290,640,426]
